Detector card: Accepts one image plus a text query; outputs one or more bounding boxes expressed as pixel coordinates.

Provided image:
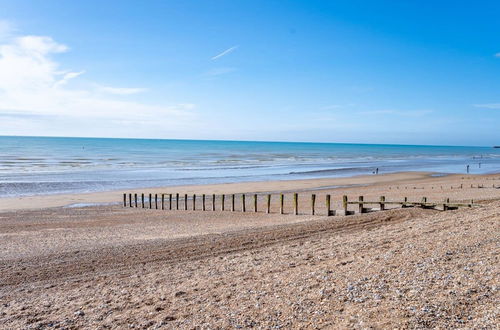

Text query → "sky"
[0,0,499,146]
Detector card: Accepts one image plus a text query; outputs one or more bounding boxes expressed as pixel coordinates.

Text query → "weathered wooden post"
[242,194,246,212]
[221,194,225,211]
[443,198,449,211]
[212,194,216,211]
[193,194,196,210]
[342,195,348,214]
[155,194,158,209]
[169,194,172,210]
[202,194,206,211]
[123,193,126,207]
[358,196,364,214]
[280,194,284,214]
[311,194,316,215]
[149,194,152,209]
[129,193,132,207]
[326,194,331,216]
[253,194,258,212]
[379,196,385,211]
[421,197,427,207]
[161,194,165,210]
[266,194,271,214]
[293,193,298,215]
[184,194,188,210]
[141,193,145,208]
[402,197,408,208]
[134,193,138,208]
[176,193,179,210]
[231,194,235,212]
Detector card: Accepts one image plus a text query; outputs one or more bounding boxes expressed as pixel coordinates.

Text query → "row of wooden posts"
[389,183,498,190]
[122,193,473,216]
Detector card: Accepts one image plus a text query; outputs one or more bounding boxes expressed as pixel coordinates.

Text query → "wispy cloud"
[0,32,196,134]
[202,67,236,77]
[98,86,147,95]
[495,53,500,58]
[0,20,15,40]
[359,109,433,117]
[211,45,238,60]
[474,103,500,109]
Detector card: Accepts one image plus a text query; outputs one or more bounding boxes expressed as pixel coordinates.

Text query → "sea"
[1,136,499,198]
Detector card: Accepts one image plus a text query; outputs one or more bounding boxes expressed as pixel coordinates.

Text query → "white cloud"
[474,103,500,109]
[0,33,196,135]
[98,86,147,95]
[211,45,238,60]
[359,109,432,117]
[495,53,500,58]
[0,20,15,40]
[202,67,236,77]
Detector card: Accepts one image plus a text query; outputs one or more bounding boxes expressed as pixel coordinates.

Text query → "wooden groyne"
[122,192,475,216]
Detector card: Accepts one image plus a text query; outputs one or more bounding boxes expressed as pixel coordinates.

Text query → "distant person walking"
[376,168,379,174]
[466,164,470,173]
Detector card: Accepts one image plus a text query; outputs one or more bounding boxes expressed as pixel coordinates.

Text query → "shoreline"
[1,171,499,212]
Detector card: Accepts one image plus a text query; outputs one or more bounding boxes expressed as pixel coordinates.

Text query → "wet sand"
[0,172,499,328]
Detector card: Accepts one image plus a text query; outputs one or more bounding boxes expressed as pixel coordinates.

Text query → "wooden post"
[358,196,364,214]
[176,193,179,210]
[134,193,138,208]
[242,194,246,212]
[379,196,385,211]
[266,194,271,214]
[443,198,449,211]
[342,195,348,213]
[141,193,145,208]
[155,194,158,209]
[149,194,152,209]
[221,194,225,211]
[123,193,126,207]
[311,194,316,215]
[280,194,284,214]
[184,194,188,210]
[161,194,165,210]
[212,194,216,211]
[169,194,172,210]
[254,194,258,212]
[193,194,196,211]
[326,194,331,216]
[202,194,206,211]
[293,193,298,215]
[231,194,235,212]
[129,193,132,207]
[402,197,408,208]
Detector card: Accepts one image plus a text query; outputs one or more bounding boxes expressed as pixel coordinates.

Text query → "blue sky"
[0,0,499,146]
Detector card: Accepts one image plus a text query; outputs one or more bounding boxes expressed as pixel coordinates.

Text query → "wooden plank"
[311,194,316,215]
[293,193,298,215]
[254,194,258,212]
[326,194,331,216]
[266,194,271,214]
[280,194,284,215]
[242,194,246,212]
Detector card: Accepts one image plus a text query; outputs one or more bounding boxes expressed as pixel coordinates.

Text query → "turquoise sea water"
[1,136,499,197]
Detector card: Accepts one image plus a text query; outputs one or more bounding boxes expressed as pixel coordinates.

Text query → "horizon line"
[0,134,494,149]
